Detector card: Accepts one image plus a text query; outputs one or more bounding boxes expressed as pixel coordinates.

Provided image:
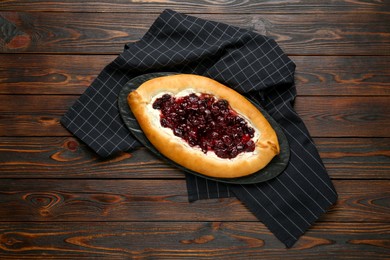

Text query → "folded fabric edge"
[60,114,141,158]
[232,187,338,248]
[124,9,177,50]
[187,191,235,203]
[286,195,337,248]
[59,115,110,157]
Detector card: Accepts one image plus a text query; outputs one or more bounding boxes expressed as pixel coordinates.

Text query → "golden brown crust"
[128,74,280,178]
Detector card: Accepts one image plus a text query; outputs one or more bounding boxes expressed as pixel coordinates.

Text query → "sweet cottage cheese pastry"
[128,74,279,178]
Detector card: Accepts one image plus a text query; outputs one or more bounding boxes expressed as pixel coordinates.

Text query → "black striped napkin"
[61,9,337,248]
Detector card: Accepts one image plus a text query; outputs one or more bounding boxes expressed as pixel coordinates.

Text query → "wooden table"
[0,1,389,258]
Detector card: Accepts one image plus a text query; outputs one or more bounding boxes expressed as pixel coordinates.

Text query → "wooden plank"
[1,55,389,96]
[0,222,389,258]
[293,56,390,96]
[317,138,390,179]
[1,12,389,55]
[294,96,390,137]
[0,95,74,137]
[0,137,181,179]
[1,95,389,137]
[0,137,388,180]
[0,114,66,136]
[0,54,114,95]
[0,179,388,222]
[2,0,389,13]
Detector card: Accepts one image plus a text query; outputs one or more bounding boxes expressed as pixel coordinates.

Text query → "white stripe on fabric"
[255,185,305,232]
[275,178,319,219]
[266,182,312,225]
[240,185,297,240]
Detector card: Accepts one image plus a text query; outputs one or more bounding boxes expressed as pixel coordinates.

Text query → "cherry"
[152,93,256,159]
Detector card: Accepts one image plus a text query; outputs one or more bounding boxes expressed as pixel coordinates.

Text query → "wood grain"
[0,114,64,136]
[0,54,114,95]
[0,179,388,222]
[1,55,389,96]
[2,0,389,13]
[294,96,390,137]
[0,222,389,258]
[292,56,390,96]
[0,12,389,55]
[1,95,389,137]
[317,138,390,179]
[0,137,388,179]
[0,1,389,257]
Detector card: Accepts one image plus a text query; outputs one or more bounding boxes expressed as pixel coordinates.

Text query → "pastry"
[128,74,279,178]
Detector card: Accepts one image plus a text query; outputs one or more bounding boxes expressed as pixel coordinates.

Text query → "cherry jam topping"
[152,93,256,159]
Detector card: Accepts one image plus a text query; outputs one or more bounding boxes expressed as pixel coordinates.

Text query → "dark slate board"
[118,72,290,184]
